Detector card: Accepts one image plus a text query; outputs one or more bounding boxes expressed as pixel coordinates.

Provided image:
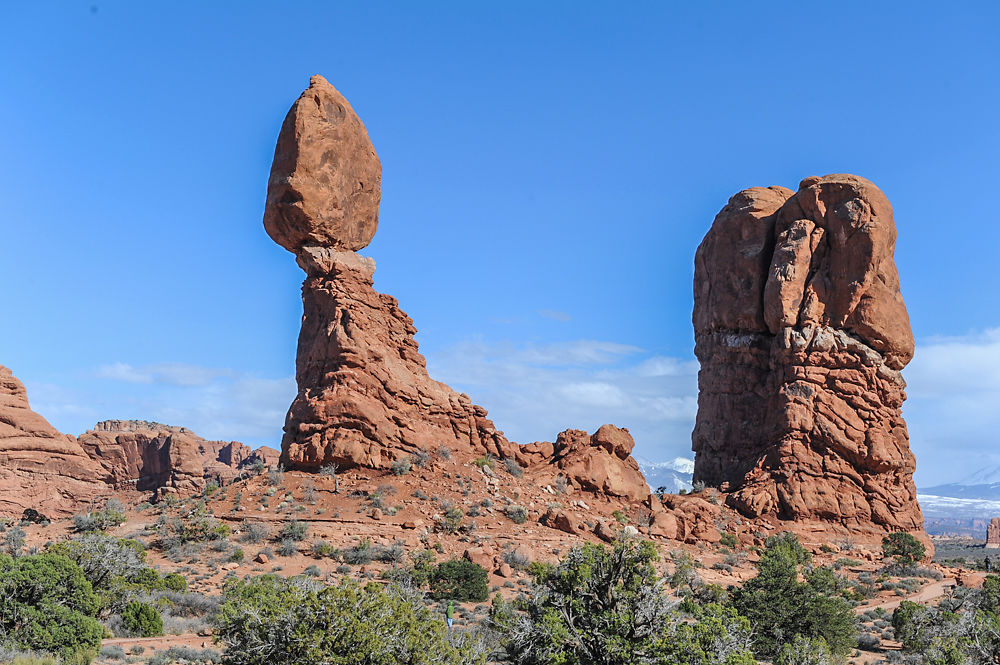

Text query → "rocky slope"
[691,174,925,541]
[0,365,106,516]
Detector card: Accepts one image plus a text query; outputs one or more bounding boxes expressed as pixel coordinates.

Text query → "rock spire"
[691,174,924,537]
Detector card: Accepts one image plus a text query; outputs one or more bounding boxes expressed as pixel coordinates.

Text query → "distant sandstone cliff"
[691,174,925,540]
[0,365,278,516]
[0,365,105,516]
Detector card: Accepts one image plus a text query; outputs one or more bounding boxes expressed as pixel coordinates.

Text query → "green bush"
[881,531,926,565]
[731,532,856,659]
[391,457,412,476]
[162,572,188,592]
[429,558,489,602]
[122,600,163,637]
[489,538,755,665]
[215,576,485,665]
[0,553,103,663]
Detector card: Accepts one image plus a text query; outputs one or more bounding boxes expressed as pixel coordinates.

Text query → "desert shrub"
[4,525,26,556]
[229,547,245,562]
[121,600,163,637]
[719,532,738,549]
[276,540,298,557]
[240,521,269,544]
[99,644,127,660]
[473,455,494,470]
[279,520,308,542]
[502,547,531,570]
[731,532,856,659]
[215,576,485,665]
[489,538,754,664]
[429,558,489,602]
[391,457,412,476]
[302,483,317,503]
[505,505,528,524]
[776,635,832,665]
[163,572,188,592]
[312,541,335,558]
[73,498,128,534]
[160,506,230,546]
[437,446,452,461]
[435,505,465,534]
[342,539,375,565]
[413,450,432,468]
[0,552,103,662]
[267,464,285,486]
[503,458,524,478]
[882,531,927,565]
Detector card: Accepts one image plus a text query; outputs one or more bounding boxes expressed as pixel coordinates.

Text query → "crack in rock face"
[691,174,924,536]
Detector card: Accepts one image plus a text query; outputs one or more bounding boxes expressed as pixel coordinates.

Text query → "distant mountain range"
[637,457,694,493]
[917,467,1000,536]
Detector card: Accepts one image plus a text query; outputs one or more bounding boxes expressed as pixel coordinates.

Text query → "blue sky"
[1,2,997,485]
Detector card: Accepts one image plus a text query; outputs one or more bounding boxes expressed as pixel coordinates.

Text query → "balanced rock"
[263,75,381,253]
[691,174,924,539]
[987,518,1000,549]
[268,77,651,511]
[0,365,105,516]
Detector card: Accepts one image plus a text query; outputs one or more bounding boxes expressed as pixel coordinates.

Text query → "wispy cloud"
[538,309,572,322]
[906,327,1000,486]
[96,362,233,387]
[426,339,698,457]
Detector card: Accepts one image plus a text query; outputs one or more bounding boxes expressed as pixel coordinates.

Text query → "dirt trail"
[856,577,956,615]
[102,632,207,653]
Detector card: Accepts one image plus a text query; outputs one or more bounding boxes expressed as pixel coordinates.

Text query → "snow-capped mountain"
[920,465,1000,501]
[636,457,694,493]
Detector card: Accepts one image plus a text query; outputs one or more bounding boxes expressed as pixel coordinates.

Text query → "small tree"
[490,538,755,665]
[429,558,489,602]
[881,531,926,565]
[121,600,163,637]
[731,532,856,660]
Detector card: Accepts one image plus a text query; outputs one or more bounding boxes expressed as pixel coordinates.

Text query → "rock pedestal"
[692,175,924,537]
[267,77,649,504]
[987,518,1000,549]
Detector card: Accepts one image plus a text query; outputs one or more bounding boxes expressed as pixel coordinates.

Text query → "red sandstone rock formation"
[0,365,106,516]
[79,420,278,494]
[264,75,381,253]
[987,518,1000,549]
[692,174,924,538]
[267,76,649,506]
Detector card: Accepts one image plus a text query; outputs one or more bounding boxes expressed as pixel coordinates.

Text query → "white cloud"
[96,362,232,387]
[426,338,699,460]
[96,362,154,384]
[538,309,572,322]
[906,327,1000,486]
